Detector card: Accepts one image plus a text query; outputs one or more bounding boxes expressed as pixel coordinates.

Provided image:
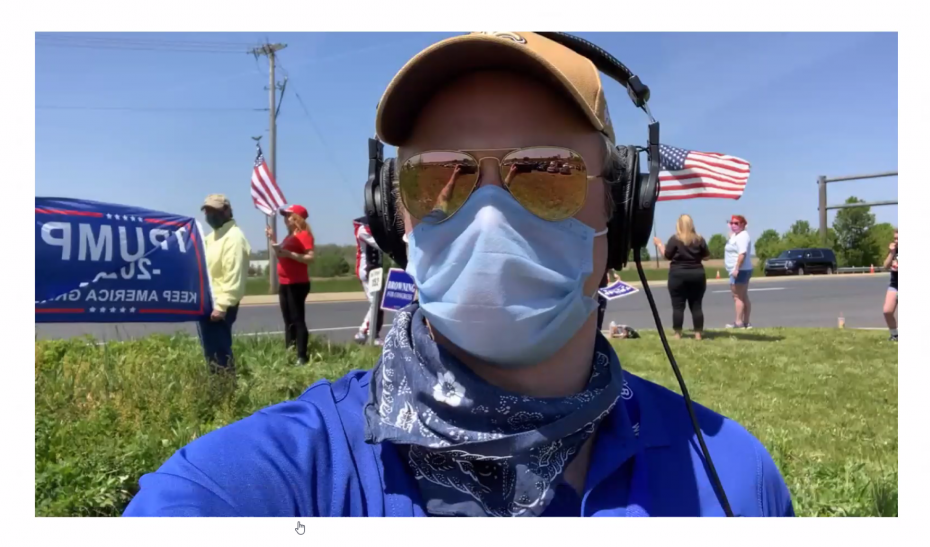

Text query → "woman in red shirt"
[266,204,315,365]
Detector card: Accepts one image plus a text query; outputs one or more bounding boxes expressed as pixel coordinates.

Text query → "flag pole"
[653,223,660,269]
[251,136,264,285]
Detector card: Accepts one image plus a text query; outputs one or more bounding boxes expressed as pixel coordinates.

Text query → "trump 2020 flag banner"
[35,198,213,323]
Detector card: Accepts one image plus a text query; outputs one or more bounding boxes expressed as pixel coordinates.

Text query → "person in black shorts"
[654,214,710,340]
[882,229,898,342]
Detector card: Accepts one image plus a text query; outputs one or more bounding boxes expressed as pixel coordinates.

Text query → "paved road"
[35,274,894,343]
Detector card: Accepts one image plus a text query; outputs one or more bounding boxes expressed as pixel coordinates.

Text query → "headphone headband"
[536,32,651,108]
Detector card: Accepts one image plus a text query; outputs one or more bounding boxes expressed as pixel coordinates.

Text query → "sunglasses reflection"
[431,165,463,221]
[402,147,587,223]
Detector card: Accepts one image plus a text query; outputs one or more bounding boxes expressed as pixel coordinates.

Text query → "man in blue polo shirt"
[124,32,793,518]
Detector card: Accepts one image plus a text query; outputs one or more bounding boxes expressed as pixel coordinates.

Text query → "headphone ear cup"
[631,170,658,253]
[606,145,638,270]
[364,160,387,250]
[364,157,405,268]
[379,158,408,269]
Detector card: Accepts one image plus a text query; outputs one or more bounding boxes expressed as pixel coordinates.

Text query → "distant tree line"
[704,196,894,268]
[251,244,356,278]
[249,196,893,278]
[250,241,654,277]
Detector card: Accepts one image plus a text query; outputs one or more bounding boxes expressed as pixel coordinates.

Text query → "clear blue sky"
[35,32,898,248]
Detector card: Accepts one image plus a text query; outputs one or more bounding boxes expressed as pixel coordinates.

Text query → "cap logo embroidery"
[477,32,526,44]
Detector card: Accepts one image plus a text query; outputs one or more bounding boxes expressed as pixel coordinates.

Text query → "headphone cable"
[633,249,735,517]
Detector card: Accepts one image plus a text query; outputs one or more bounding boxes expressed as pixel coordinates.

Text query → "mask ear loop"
[590,227,611,297]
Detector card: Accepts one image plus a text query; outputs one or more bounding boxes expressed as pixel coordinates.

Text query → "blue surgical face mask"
[406,185,607,369]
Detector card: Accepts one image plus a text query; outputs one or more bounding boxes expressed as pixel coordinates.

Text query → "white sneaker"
[353,332,367,343]
[374,338,384,347]
[726,323,752,329]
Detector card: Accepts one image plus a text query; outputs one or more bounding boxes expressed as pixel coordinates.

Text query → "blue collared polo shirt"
[124,369,793,517]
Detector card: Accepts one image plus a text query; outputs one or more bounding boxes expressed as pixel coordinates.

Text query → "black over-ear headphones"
[362,32,734,517]
[365,32,659,272]
[363,138,406,267]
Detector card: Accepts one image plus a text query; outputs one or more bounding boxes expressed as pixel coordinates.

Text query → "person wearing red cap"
[724,214,754,329]
[266,204,315,365]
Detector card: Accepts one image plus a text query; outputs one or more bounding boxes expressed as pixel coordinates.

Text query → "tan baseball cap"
[201,194,230,210]
[375,32,616,146]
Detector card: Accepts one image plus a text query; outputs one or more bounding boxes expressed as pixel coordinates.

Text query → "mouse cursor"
[295,521,306,535]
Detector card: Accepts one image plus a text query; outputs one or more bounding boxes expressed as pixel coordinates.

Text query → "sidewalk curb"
[238,272,888,307]
[240,292,369,306]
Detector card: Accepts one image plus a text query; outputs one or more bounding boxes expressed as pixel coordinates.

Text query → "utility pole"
[250,42,287,294]
[818,176,828,244]
[817,171,896,245]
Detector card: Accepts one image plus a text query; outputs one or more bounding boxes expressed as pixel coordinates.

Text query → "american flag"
[250,145,287,215]
[657,145,750,202]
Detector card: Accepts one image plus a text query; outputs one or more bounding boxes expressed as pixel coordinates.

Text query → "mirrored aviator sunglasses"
[399,147,593,224]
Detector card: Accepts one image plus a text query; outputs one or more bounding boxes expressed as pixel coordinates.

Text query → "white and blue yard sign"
[598,280,639,300]
[380,268,417,311]
[35,197,213,323]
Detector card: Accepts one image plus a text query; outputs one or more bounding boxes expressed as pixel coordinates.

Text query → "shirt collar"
[594,339,672,451]
[621,371,671,449]
[583,357,671,492]
[212,220,236,238]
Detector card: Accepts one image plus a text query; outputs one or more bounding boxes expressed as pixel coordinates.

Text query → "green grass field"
[246,268,767,294]
[34,329,897,517]
[246,276,362,295]
[616,265,767,282]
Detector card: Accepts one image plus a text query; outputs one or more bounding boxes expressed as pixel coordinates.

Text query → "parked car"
[763,248,838,276]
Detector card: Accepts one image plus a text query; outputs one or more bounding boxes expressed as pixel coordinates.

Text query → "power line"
[37,33,256,45]
[36,34,258,54]
[276,59,362,210]
[36,34,257,47]
[36,43,249,54]
[36,105,268,112]
[276,35,427,72]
